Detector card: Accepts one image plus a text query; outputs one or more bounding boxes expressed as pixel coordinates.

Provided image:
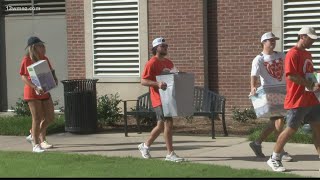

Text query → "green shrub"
[97,93,122,126]
[11,97,30,116]
[231,107,257,123]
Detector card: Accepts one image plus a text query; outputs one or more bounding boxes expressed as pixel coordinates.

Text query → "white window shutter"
[33,0,65,15]
[283,0,320,70]
[92,0,140,77]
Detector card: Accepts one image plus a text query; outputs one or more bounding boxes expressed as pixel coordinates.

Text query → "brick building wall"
[66,0,86,79]
[148,0,206,86]
[64,0,272,120]
[208,0,273,117]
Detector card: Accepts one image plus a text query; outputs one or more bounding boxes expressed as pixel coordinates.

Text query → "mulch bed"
[98,116,269,137]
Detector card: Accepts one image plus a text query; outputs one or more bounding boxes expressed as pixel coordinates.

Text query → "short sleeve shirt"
[284,46,319,109]
[251,52,286,86]
[19,55,53,100]
[142,56,174,108]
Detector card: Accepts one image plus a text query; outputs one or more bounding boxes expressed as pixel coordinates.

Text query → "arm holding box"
[250,76,259,96]
[21,75,44,95]
[141,78,167,90]
[288,73,319,91]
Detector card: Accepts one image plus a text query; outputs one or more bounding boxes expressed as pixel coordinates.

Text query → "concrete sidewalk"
[0,132,319,177]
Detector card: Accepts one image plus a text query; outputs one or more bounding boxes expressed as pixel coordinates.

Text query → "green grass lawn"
[0,115,65,136]
[0,151,302,178]
[0,115,310,178]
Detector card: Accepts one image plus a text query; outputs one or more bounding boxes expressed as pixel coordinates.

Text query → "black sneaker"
[249,141,265,158]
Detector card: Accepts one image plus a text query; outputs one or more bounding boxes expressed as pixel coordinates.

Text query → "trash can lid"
[61,79,99,84]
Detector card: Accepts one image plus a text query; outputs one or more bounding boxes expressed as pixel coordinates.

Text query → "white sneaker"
[138,143,151,159]
[40,140,53,149]
[32,144,45,153]
[165,151,185,162]
[267,156,285,172]
[26,134,35,146]
[281,152,293,162]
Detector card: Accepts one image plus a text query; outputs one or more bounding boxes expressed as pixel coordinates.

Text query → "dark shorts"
[153,106,173,121]
[286,104,320,129]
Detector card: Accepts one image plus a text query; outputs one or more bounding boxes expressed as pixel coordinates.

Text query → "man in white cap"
[267,27,320,172]
[138,37,184,162]
[249,32,292,162]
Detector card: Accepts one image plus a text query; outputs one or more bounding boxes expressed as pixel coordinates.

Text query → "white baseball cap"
[260,32,279,43]
[298,27,318,40]
[152,37,166,48]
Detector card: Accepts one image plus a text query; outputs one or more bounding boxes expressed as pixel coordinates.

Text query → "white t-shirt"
[251,51,286,86]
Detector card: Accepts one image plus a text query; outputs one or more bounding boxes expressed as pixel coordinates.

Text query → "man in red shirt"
[138,37,184,162]
[267,27,320,172]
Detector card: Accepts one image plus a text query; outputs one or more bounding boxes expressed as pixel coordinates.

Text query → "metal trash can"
[61,79,98,134]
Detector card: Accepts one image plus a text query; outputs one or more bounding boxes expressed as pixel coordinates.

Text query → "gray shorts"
[286,104,320,129]
[153,106,173,121]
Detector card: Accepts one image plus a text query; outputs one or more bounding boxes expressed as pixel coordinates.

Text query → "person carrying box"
[137,37,184,162]
[267,27,320,172]
[19,36,58,153]
[249,32,292,161]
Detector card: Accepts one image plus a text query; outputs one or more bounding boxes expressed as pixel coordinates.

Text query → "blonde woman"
[19,36,58,152]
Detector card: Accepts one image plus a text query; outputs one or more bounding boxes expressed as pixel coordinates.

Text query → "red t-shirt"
[142,56,174,108]
[284,46,319,109]
[19,55,53,100]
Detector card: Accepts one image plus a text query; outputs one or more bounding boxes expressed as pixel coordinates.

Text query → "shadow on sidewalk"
[52,144,229,152]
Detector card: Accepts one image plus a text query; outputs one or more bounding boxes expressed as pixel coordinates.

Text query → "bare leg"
[255,120,275,144]
[28,100,44,145]
[310,122,320,155]
[163,118,174,154]
[274,126,297,153]
[145,121,164,147]
[274,118,284,137]
[274,118,288,153]
[39,97,55,142]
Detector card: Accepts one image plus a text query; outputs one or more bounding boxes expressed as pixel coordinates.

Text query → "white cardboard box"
[27,60,56,93]
[249,85,287,118]
[305,72,320,102]
[156,72,195,117]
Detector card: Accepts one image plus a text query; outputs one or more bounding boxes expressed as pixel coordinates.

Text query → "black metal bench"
[123,86,228,139]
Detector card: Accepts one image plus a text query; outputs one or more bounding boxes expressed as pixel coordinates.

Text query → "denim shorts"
[153,106,173,121]
[286,104,320,129]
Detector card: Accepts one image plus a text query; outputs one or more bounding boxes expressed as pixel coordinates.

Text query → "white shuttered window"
[283,0,320,69]
[92,0,140,78]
